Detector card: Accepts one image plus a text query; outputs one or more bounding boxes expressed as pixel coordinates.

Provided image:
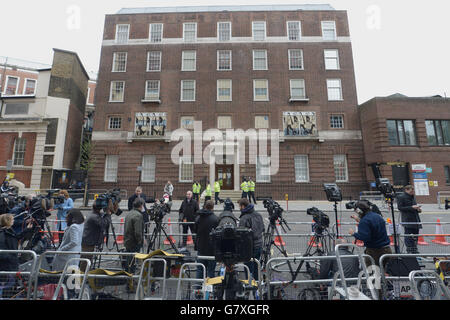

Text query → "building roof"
[0,56,51,71]
[360,93,450,106]
[116,4,336,15]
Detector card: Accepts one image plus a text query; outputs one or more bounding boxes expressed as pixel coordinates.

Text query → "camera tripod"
[215,264,256,300]
[146,218,179,254]
[261,217,290,270]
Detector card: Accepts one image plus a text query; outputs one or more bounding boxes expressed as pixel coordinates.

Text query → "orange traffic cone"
[274,223,286,246]
[52,220,59,244]
[417,235,429,246]
[116,218,124,244]
[164,218,176,245]
[431,219,450,246]
[185,219,194,246]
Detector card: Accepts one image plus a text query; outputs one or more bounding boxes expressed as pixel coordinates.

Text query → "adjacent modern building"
[0,49,90,191]
[359,94,450,203]
[91,4,367,200]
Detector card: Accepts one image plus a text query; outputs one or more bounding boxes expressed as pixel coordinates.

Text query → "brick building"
[359,94,450,203]
[91,5,368,200]
[0,49,90,191]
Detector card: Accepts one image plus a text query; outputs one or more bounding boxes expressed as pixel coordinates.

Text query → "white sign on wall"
[414,179,430,196]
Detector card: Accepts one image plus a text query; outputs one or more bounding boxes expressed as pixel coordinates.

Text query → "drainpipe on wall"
[0,57,8,118]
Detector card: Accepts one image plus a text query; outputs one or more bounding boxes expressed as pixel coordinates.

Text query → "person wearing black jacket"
[0,214,33,271]
[195,200,219,279]
[349,200,391,267]
[238,198,265,281]
[179,191,199,248]
[397,185,422,254]
[80,203,111,271]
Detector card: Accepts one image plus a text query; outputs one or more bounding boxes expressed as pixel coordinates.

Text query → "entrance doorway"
[392,163,410,188]
[216,165,234,190]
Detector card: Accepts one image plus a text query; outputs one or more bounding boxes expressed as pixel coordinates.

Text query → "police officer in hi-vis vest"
[241,178,249,200]
[204,181,212,206]
[192,181,201,202]
[214,180,222,205]
[248,177,257,205]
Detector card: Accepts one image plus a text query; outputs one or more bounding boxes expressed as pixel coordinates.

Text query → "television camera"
[376,178,396,199]
[148,197,172,222]
[307,207,330,235]
[210,210,255,300]
[94,189,123,216]
[346,200,383,216]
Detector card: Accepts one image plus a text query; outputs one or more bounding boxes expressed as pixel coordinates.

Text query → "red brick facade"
[359,96,450,203]
[91,6,367,200]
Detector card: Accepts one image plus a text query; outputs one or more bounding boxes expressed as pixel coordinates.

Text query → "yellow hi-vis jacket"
[214,181,221,193]
[248,181,255,192]
[193,183,201,194]
[241,181,249,193]
[205,184,212,197]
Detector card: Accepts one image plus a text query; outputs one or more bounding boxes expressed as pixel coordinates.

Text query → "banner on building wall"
[135,112,167,137]
[283,112,317,137]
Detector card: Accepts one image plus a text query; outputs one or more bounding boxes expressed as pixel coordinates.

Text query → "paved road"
[55,199,450,257]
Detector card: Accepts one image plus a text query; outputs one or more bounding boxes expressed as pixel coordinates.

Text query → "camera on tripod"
[210,213,253,267]
[376,178,396,199]
[263,199,284,223]
[95,189,123,216]
[148,198,171,222]
[307,207,330,235]
[323,184,342,202]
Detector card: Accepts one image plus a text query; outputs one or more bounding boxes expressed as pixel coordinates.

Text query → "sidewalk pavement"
[74,199,448,214]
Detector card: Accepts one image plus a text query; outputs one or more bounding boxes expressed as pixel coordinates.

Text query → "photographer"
[348,200,391,267]
[128,186,149,227]
[238,198,264,280]
[123,198,145,273]
[53,190,74,244]
[178,191,199,249]
[9,194,33,235]
[195,200,219,279]
[397,185,422,254]
[80,203,111,271]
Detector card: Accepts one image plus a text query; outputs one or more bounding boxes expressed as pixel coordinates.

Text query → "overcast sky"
[1,0,449,104]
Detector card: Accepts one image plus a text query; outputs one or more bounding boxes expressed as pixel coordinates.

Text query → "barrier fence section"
[0,250,37,300]
[437,191,450,209]
[31,251,139,300]
[379,253,450,300]
[265,251,377,300]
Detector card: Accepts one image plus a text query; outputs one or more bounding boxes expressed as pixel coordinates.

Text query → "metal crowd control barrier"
[409,270,450,300]
[437,191,450,209]
[0,250,37,300]
[176,263,206,300]
[135,258,168,300]
[32,251,139,300]
[379,253,450,300]
[265,253,376,300]
[332,244,378,300]
[52,258,91,300]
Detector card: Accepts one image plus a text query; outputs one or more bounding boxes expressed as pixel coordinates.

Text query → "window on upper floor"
[322,21,337,40]
[217,50,232,70]
[183,23,197,42]
[218,22,231,41]
[425,120,450,146]
[287,21,302,41]
[112,52,127,72]
[252,21,266,41]
[324,49,340,70]
[115,24,130,44]
[149,23,163,43]
[387,120,417,146]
